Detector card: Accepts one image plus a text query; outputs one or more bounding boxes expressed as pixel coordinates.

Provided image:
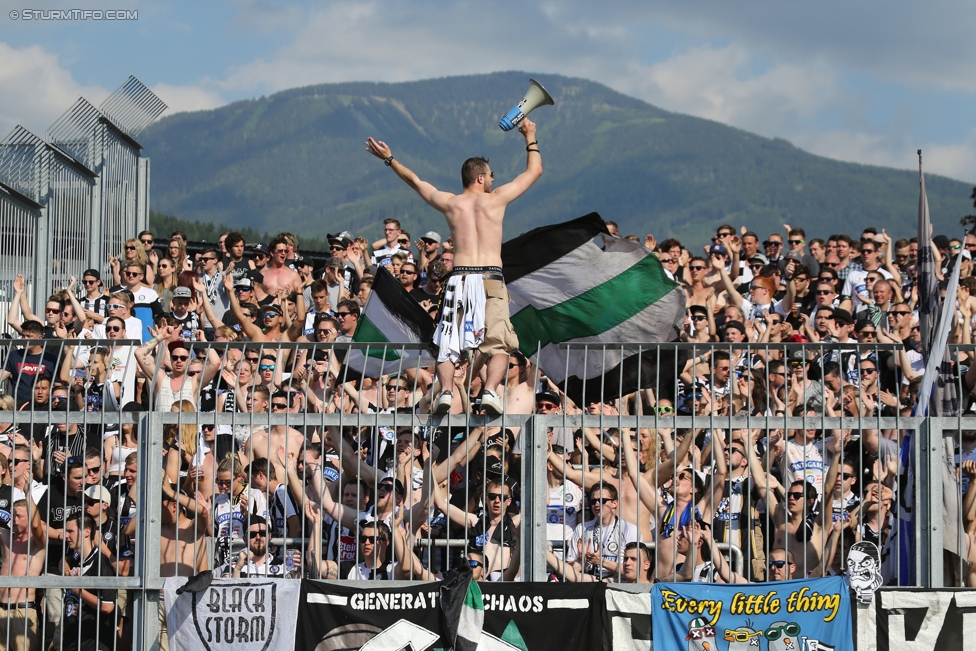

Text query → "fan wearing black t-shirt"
[33,458,85,575]
[60,512,116,651]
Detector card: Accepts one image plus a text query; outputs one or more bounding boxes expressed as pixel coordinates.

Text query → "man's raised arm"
[492,118,542,205]
[366,137,454,212]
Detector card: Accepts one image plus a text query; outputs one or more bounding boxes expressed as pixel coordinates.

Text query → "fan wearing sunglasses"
[755,472,832,579]
[232,515,294,578]
[782,224,821,277]
[685,304,716,343]
[766,548,797,581]
[565,484,638,581]
[221,269,305,343]
[713,252,797,322]
[133,325,221,412]
[74,269,109,323]
[345,521,399,581]
[91,293,141,341]
[684,256,717,309]
[241,390,306,484]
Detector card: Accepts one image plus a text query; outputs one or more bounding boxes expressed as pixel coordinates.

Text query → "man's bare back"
[365,118,541,268]
[245,427,305,480]
[443,194,506,268]
[366,118,543,407]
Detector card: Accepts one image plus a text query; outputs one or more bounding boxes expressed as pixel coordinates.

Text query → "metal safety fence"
[0,337,967,649]
[0,76,165,335]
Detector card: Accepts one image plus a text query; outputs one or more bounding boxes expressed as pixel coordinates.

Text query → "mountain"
[141,72,973,248]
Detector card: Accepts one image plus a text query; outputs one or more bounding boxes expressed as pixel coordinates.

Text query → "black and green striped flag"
[502,213,686,404]
[347,266,436,378]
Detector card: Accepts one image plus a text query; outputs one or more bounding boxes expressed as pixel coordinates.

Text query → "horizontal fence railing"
[0,337,969,648]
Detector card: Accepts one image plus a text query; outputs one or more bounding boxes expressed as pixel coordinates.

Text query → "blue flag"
[652,577,851,651]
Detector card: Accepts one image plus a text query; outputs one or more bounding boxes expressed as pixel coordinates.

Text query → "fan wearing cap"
[221,270,305,342]
[414,231,441,277]
[820,308,855,344]
[685,304,716,343]
[328,231,366,296]
[249,242,271,275]
[743,254,769,290]
[133,324,221,412]
[168,286,202,340]
[84,484,122,565]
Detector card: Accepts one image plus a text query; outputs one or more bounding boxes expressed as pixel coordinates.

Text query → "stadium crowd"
[0,218,973,650]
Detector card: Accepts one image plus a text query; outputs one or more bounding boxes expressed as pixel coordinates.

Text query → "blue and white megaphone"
[498,78,554,131]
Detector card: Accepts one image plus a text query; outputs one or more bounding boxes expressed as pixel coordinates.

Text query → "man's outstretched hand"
[519,117,536,140]
[366,137,392,160]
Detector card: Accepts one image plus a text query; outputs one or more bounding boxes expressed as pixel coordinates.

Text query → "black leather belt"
[451,266,505,283]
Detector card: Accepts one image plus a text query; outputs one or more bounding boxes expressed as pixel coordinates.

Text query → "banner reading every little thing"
[652,577,852,651]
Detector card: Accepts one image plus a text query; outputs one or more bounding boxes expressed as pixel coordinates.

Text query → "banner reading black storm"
[164,577,301,651]
[297,580,605,650]
[876,589,976,651]
[652,577,852,651]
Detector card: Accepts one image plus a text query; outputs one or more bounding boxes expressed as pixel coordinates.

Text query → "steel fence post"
[134,410,164,649]
[919,417,943,587]
[88,149,104,273]
[137,157,150,234]
[521,414,548,582]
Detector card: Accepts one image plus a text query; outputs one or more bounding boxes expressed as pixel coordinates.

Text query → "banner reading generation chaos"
[652,577,852,651]
[297,579,605,650]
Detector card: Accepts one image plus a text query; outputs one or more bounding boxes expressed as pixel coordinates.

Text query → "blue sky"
[2,0,975,184]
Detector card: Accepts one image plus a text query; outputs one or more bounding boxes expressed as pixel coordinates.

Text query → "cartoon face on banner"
[845,540,883,604]
[724,621,763,650]
[764,621,802,651]
[686,617,718,651]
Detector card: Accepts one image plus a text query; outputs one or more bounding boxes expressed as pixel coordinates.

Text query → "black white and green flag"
[347,266,436,378]
[502,213,686,404]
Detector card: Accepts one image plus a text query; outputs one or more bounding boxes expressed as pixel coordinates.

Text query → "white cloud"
[790,128,976,185]
[151,82,226,116]
[0,42,107,138]
[606,44,841,135]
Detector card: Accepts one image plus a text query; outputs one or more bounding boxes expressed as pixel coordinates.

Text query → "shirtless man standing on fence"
[366,118,542,414]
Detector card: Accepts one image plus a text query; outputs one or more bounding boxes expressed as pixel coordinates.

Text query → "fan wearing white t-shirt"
[712,258,796,321]
[565,484,638,580]
[842,242,894,311]
[346,520,405,580]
